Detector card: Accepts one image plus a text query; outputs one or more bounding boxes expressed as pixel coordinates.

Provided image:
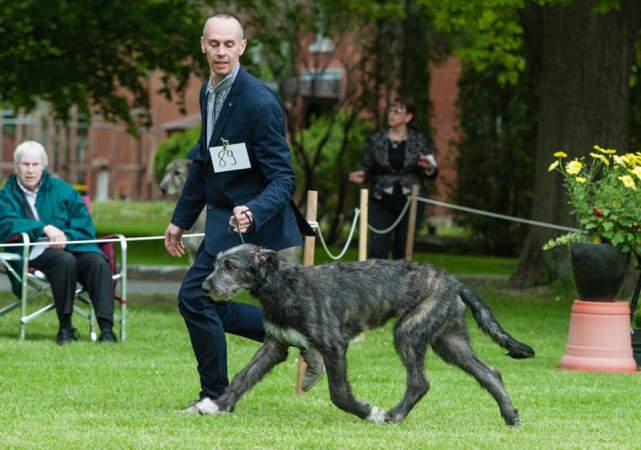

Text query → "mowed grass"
[92,201,183,266]
[1,281,640,449]
[2,201,639,448]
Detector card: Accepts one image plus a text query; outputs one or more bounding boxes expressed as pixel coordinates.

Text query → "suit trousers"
[178,246,265,400]
[29,249,115,325]
[368,198,425,260]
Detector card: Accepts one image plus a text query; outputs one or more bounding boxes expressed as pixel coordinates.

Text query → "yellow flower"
[565,160,582,175]
[613,155,625,166]
[619,154,636,166]
[545,146,641,255]
[618,175,637,190]
[593,145,616,154]
[590,153,610,165]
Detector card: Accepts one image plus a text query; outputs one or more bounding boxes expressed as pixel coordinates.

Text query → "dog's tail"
[459,286,535,359]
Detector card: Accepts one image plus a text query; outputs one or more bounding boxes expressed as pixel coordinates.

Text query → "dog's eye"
[224,260,236,271]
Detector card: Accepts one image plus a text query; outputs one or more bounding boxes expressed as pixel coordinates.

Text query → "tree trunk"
[510,0,641,287]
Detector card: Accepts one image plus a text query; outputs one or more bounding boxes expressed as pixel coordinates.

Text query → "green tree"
[0,0,205,130]
[153,126,201,182]
[241,0,447,242]
[455,63,538,256]
[431,0,641,286]
[293,110,372,243]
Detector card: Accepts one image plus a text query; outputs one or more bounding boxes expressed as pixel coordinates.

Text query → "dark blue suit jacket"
[171,66,312,256]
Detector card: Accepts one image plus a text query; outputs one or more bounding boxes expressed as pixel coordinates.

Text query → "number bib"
[209,142,251,173]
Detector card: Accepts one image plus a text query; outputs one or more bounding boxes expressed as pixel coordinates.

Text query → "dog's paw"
[196,397,224,416]
[366,406,386,424]
[384,411,404,424]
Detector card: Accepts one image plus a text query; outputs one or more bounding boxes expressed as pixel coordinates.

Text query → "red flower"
[593,208,604,217]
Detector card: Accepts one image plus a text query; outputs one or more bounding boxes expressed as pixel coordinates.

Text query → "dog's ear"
[254,248,279,278]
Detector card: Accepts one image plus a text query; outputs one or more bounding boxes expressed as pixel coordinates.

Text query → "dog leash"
[233,217,245,244]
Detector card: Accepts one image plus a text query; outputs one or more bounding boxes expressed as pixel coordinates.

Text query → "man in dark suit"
[164,12,323,413]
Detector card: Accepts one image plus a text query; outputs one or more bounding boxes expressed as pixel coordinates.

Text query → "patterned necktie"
[206,77,234,146]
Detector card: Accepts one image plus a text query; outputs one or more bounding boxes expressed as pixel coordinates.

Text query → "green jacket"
[0,171,104,294]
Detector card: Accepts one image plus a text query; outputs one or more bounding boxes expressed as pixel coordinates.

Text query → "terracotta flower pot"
[570,242,631,301]
[632,328,641,368]
[559,300,637,373]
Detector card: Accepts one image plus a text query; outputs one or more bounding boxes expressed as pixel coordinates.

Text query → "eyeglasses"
[387,106,406,114]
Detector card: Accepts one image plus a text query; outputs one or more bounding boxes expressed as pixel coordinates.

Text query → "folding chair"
[0,231,128,342]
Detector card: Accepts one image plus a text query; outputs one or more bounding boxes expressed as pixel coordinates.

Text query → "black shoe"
[300,348,325,392]
[57,327,78,345]
[98,329,118,344]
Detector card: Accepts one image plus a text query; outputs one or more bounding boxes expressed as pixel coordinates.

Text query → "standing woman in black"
[349,97,438,260]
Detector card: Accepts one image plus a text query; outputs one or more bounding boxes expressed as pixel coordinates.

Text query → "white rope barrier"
[0,233,205,248]
[416,197,581,233]
[1,196,579,257]
[366,197,412,234]
[314,209,362,261]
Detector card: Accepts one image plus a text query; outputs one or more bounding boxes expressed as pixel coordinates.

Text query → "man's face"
[15,155,44,192]
[200,17,247,84]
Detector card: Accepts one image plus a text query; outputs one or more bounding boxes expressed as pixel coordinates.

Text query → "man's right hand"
[42,224,67,250]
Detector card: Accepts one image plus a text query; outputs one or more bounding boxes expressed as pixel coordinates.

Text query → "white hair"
[14,141,48,167]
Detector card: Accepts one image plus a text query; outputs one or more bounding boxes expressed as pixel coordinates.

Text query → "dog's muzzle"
[201,280,226,301]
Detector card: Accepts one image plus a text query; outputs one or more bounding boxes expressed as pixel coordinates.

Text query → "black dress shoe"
[300,348,325,392]
[56,327,78,345]
[98,329,118,344]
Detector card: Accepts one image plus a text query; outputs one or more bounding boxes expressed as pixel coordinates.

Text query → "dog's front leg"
[215,339,289,413]
[324,348,386,424]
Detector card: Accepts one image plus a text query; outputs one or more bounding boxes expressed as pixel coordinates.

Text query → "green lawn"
[0,281,639,449]
[2,201,639,448]
[92,201,183,266]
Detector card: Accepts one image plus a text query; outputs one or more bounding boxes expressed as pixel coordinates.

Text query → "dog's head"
[159,159,192,196]
[202,244,280,300]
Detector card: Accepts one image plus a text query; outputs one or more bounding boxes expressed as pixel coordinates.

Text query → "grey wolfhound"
[199,244,535,425]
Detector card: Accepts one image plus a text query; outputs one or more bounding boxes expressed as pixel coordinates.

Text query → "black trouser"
[30,249,115,328]
[368,198,425,260]
[178,247,264,400]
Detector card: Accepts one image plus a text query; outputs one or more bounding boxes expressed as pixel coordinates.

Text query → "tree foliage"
[455,62,538,256]
[429,0,641,286]
[153,126,201,183]
[0,0,205,130]
[240,0,450,243]
[292,110,372,241]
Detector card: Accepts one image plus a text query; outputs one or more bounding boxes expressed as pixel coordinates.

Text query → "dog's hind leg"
[431,331,522,426]
[323,347,386,424]
[215,339,289,413]
[384,322,431,424]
